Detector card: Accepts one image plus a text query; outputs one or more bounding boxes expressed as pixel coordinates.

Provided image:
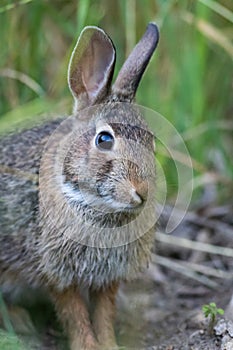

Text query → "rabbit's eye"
[95,131,114,150]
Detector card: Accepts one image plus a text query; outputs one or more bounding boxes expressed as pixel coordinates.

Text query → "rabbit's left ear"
[113,23,159,102]
[68,26,116,111]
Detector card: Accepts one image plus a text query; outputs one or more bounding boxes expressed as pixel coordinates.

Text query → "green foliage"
[0,293,26,350]
[0,331,26,350]
[202,302,224,333]
[0,292,14,335]
[202,302,225,320]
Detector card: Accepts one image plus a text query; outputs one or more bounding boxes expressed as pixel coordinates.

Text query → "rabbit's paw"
[100,342,119,350]
[70,336,100,350]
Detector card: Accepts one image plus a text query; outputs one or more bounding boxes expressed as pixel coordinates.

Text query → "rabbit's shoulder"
[0,119,62,236]
[0,119,62,171]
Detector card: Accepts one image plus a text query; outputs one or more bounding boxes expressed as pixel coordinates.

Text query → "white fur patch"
[61,181,132,212]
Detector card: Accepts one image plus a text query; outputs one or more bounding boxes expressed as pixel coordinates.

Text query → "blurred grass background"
[0,1,232,347]
[0,0,232,202]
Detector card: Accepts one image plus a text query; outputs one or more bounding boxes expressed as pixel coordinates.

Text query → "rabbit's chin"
[61,181,143,214]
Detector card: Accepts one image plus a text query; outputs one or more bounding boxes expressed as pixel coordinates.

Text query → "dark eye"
[95,131,114,150]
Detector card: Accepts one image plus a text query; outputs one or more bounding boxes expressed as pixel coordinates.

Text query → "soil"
[115,202,233,350]
[117,270,233,349]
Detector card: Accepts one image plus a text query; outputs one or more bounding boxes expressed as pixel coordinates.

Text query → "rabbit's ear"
[113,23,159,101]
[68,26,116,110]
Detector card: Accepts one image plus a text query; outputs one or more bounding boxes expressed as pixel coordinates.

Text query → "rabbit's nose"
[130,188,143,206]
[131,181,148,205]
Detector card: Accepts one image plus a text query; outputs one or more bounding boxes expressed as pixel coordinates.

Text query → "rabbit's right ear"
[68,26,116,111]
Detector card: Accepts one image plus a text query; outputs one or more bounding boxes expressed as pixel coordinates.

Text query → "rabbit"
[0,23,159,350]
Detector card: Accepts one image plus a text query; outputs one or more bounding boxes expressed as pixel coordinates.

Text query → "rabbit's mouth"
[61,180,146,214]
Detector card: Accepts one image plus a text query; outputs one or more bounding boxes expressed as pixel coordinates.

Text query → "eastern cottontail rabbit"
[0,23,159,350]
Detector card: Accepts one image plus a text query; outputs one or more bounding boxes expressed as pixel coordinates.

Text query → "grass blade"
[198,0,233,24]
[182,11,233,59]
[0,0,34,14]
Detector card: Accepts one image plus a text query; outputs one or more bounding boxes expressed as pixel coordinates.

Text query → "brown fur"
[53,288,99,350]
[0,24,159,349]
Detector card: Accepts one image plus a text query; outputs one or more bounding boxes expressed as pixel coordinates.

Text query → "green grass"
[0,331,26,350]
[0,0,232,345]
[0,292,26,350]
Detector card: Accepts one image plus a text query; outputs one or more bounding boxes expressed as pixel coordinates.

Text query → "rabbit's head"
[40,24,159,247]
[60,24,159,218]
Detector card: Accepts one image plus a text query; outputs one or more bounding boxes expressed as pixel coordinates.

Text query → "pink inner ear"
[82,71,105,99]
[82,38,113,100]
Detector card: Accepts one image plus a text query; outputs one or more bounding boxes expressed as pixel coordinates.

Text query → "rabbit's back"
[0,120,61,172]
[0,120,61,286]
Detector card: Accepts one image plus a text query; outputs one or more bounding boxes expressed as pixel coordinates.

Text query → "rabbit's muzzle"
[62,157,152,214]
[93,158,153,213]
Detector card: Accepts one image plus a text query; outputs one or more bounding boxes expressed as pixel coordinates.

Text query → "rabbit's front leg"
[91,282,119,350]
[52,287,99,350]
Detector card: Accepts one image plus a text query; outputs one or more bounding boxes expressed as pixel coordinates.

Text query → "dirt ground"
[116,202,233,350]
[117,269,233,349]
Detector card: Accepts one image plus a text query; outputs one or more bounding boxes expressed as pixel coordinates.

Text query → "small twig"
[153,254,218,288]
[156,231,233,258]
[187,215,233,238]
[189,229,210,263]
[154,254,233,280]
[158,204,233,238]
